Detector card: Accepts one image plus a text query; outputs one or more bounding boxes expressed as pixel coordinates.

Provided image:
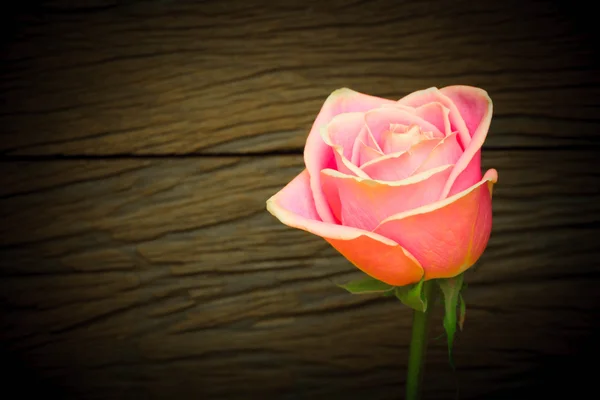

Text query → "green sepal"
[395,277,427,312]
[337,276,394,295]
[438,273,465,368]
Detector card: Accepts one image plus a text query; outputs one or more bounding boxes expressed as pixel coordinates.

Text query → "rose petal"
[267,169,322,221]
[321,126,371,179]
[390,102,451,138]
[414,102,452,136]
[334,148,370,178]
[440,86,493,140]
[380,125,421,154]
[356,139,384,166]
[322,112,365,161]
[325,232,424,286]
[414,132,463,175]
[360,138,441,181]
[267,169,424,286]
[441,88,493,198]
[397,87,470,148]
[365,107,443,148]
[373,169,498,280]
[321,165,454,231]
[389,123,409,132]
[351,124,383,166]
[304,88,396,223]
[320,170,343,223]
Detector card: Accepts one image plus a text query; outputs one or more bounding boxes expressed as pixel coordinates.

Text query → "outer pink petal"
[414,132,463,174]
[373,169,498,280]
[440,88,493,198]
[398,87,470,148]
[447,150,482,198]
[266,169,424,286]
[360,138,441,181]
[321,165,454,231]
[440,86,492,140]
[266,169,322,220]
[365,107,442,147]
[304,88,396,223]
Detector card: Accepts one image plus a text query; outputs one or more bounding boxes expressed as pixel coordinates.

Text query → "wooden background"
[1,0,599,398]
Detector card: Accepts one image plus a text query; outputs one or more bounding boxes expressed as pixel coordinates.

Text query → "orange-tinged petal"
[325,235,424,286]
[321,165,454,231]
[360,138,441,181]
[304,88,395,223]
[266,169,424,286]
[373,169,498,280]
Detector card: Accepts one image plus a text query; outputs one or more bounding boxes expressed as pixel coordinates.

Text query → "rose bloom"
[267,86,497,286]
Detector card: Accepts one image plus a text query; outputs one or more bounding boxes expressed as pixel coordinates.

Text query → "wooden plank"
[1,0,599,155]
[0,151,598,398]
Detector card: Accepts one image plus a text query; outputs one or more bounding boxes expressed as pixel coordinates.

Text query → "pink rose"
[266,86,498,286]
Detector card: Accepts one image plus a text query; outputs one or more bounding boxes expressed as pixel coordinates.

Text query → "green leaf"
[458,293,466,331]
[438,273,465,368]
[337,276,394,295]
[395,278,427,312]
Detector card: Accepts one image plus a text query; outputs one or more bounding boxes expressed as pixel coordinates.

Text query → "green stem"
[406,280,437,400]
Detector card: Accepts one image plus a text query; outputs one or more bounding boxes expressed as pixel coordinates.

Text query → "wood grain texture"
[1,0,599,155]
[1,152,598,399]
